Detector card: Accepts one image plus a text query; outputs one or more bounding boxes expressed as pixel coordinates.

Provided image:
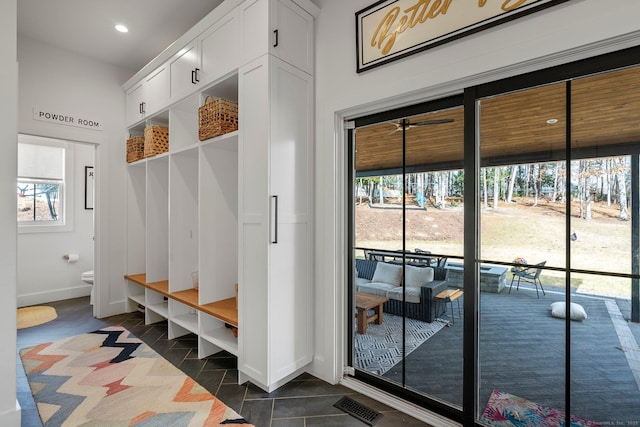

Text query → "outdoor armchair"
[509,260,546,298]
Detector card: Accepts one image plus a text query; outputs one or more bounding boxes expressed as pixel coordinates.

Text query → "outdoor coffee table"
[355,292,388,334]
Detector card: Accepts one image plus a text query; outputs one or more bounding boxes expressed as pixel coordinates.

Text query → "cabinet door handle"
[139,103,143,114]
[194,68,200,82]
[271,195,278,244]
[273,29,278,47]
[191,69,196,84]
[140,102,146,114]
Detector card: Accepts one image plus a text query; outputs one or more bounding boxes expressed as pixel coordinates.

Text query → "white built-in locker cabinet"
[169,148,199,294]
[169,41,199,101]
[238,54,314,391]
[169,9,241,103]
[126,162,146,313]
[126,65,170,126]
[125,81,145,125]
[146,156,169,284]
[241,0,314,74]
[123,0,317,393]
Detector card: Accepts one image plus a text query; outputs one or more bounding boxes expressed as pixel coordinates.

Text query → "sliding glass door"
[568,67,640,424]
[350,99,465,413]
[476,66,640,425]
[477,82,569,420]
[347,49,640,425]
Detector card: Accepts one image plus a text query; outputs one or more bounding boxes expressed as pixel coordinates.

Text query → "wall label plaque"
[356,0,567,73]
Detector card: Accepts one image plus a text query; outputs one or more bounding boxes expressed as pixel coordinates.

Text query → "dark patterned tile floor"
[16,297,431,427]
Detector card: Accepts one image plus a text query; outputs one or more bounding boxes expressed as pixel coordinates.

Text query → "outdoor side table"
[436,289,463,324]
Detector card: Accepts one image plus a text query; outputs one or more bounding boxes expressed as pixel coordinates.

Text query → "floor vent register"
[333,396,383,425]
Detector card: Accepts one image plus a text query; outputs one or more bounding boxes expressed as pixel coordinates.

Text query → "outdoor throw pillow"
[371,262,403,286]
[550,301,587,321]
[405,265,434,287]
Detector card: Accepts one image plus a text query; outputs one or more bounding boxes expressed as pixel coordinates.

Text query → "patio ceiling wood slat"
[355,66,640,175]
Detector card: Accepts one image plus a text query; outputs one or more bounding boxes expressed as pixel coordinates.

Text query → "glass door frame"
[347,94,465,422]
[346,44,640,426]
[465,45,640,425]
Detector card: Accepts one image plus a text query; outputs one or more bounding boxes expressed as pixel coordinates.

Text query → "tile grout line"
[605,299,640,390]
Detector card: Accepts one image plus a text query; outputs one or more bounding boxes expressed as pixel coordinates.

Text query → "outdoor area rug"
[20,325,253,426]
[355,313,447,375]
[481,389,600,427]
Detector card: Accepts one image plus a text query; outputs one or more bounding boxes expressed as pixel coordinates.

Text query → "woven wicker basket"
[126,136,145,163]
[198,96,238,141]
[144,125,169,158]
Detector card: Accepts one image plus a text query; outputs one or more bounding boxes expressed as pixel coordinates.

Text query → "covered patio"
[377,281,640,424]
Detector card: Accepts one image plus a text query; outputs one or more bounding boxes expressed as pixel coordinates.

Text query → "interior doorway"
[16,134,96,310]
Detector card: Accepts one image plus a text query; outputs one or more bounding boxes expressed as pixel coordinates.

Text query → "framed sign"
[84,166,94,210]
[356,0,567,73]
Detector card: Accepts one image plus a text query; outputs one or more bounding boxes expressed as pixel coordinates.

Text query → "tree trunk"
[493,167,499,209]
[532,164,539,206]
[482,168,488,209]
[606,158,612,206]
[552,163,559,202]
[441,171,448,207]
[578,162,584,218]
[617,158,628,220]
[506,165,517,203]
[585,187,592,220]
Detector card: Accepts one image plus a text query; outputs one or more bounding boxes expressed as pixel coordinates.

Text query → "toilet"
[82,270,94,304]
[81,270,94,285]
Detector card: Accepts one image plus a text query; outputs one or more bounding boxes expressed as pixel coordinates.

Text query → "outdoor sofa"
[355,258,449,323]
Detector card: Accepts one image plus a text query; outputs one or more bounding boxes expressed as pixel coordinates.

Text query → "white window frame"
[17,134,74,234]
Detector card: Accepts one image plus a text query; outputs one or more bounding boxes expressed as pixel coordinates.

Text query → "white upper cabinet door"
[144,64,170,117]
[240,0,269,66]
[240,0,314,74]
[270,0,314,74]
[200,8,240,84]
[126,80,145,126]
[169,40,200,101]
[125,64,169,126]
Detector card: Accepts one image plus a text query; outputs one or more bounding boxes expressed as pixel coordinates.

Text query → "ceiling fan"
[387,118,454,135]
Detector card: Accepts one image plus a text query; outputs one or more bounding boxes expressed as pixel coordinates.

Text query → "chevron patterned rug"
[20,325,253,426]
[355,314,447,376]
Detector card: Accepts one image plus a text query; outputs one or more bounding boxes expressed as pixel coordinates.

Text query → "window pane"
[352,106,464,411]
[353,119,404,388]
[17,134,67,228]
[17,181,63,222]
[570,66,640,424]
[478,83,567,423]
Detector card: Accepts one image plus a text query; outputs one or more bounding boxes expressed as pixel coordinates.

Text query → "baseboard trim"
[17,285,91,307]
[340,377,461,427]
[0,400,22,427]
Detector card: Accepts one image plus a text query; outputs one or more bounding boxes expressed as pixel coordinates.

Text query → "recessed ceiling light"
[115,24,129,33]
[546,118,558,125]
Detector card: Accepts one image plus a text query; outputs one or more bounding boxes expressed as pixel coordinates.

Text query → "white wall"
[17,35,136,317]
[311,0,640,385]
[17,139,95,307]
[0,0,20,424]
